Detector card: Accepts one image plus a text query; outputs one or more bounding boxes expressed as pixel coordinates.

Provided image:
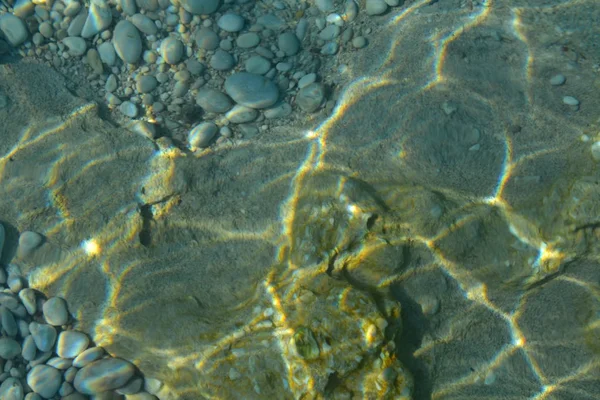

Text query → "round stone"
[73,346,105,368]
[0,337,21,359]
[236,32,260,48]
[196,87,233,113]
[57,331,90,359]
[17,231,43,259]
[549,73,566,86]
[160,36,184,65]
[217,13,244,32]
[81,0,112,38]
[43,297,69,326]
[0,13,28,46]
[298,73,316,89]
[62,37,87,57]
[224,72,279,109]
[563,96,579,106]
[278,31,300,56]
[18,288,37,315]
[0,377,23,400]
[119,101,138,118]
[366,0,388,15]
[180,0,220,14]
[97,42,116,66]
[188,122,218,148]
[245,55,271,75]
[74,358,135,395]
[591,141,600,162]
[210,49,235,70]
[296,83,325,112]
[136,75,158,93]
[352,36,367,49]
[29,322,57,352]
[226,105,258,123]
[39,21,53,38]
[27,365,62,399]
[194,28,219,50]
[131,13,158,35]
[113,20,142,64]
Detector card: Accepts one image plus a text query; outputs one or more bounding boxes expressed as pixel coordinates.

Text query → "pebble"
[210,49,235,70]
[316,0,335,12]
[29,322,57,352]
[73,347,104,368]
[296,82,325,112]
[67,13,86,37]
[245,55,271,75]
[226,105,258,123]
[86,49,104,74]
[0,13,28,47]
[0,337,21,359]
[224,72,279,109]
[0,377,23,400]
[278,31,301,56]
[62,37,87,57]
[131,13,158,35]
[180,0,221,15]
[264,102,292,119]
[113,20,142,64]
[160,36,184,65]
[366,0,388,15]
[550,73,566,86]
[194,27,219,50]
[218,13,244,32]
[74,358,135,395]
[591,142,600,162]
[196,87,233,113]
[345,0,358,22]
[81,0,113,39]
[188,122,218,148]
[105,74,118,92]
[257,13,285,30]
[38,21,53,39]
[136,75,158,93]
[56,331,90,359]
[562,95,579,106]
[236,32,260,48]
[352,36,367,49]
[120,101,139,117]
[298,73,316,89]
[97,42,116,66]
[129,120,157,139]
[27,365,62,398]
[319,25,341,40]
[17,231,43,259]
[43,297,69,326]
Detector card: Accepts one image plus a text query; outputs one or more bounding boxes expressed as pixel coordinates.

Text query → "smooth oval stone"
[73,346,104,368]
[217,13,244,32]
[194,27,219,50]
[245,55,270,75]
[57,331,90,359]
[27,365,62,399]
[278,31,300,56]
[224,72,279,109]
[236,32,259,48]
[0,377,23,400]
[43,297,69,326]
[226,105,258,123]
[160,36,184,64]
[74,358,136,395]
[180,0,220,14]
[97,42,116,66]
[67,13,86,37]
[0,337,21,359]
[120,101,138,118]
[0,13,28,47]
[209,49,235,70]
[29,322,57,352]
[196,88,233,113]
[366,0,388,15]
[62,36,87,57]
[0,306,18,337]
[81,0,112,38]
[188,122,218,148]
[296,82,325,112]
[22,335,37,361]
[17,231,43,259]
[121,0,137,15]
[131,13,157,35]
[136,75,158,93]
[113,20,142,64]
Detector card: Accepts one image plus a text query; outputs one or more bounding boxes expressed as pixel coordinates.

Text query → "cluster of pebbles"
[0,0,401,149]
[0,225,164,399]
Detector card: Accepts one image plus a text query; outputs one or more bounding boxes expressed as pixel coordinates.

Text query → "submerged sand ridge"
[1,0,600,399]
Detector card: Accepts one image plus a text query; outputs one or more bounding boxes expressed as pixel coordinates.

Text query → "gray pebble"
[29,322,57,352]
[74,358,135,395]
[298,73,316,89]
[129,120,156,139]
[161,36,184,64]
[550,73,566,86]
[67,13,86,37]
[185,58,204,75]
[22,335,37,361]
[0,377,23,400]
[172,81,189,98]
[81,0,112,39]
[563,95,579,106]
[136,0,158,11]
[39,21,53,39]
[226,105,258,123]
[236,32,260,48]
[0,337,20,359]
[62,37,87,57]
[119,101,138,118]
[105,74,118,92]
[189,122,218,148]
[43,297,69,326]
[180,0,221,15]
[257,13,285,30]
[0,13,28,47]
[225,72,279,109]
[17,231,43,259]
[97,42,116,66]
[217,13,244,32]
[352,36,367,48]
[264,102,292,119]
[296,18,308,41]
[315,0,335,12]
[56,331,90,359]
[86,49,104,74]
[196,87,233,113]
[113,20,142,64]
[0,306,18,337]
[345,0,358,22]
[27,365,62,398]
[245,55,271,75]
[131,13,158,35]
[136,75,158,93]
[209,49,235,70]
[366,0,388,15]
[319,25,341,41]
[120,0,137,15]
[194,28,219,50]
[321,41,338,55]
[220,39,233,51]
[296,82,325,112]
[278,31,300,56]
[73,347,104,368]
[156,72,169,83]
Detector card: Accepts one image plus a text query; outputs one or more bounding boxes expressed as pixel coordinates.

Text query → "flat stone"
[296,82,325,112]
[43,297,69,326]
[97,42,116,66]
[210,49,235,70]
[27,365,62,399]
[188,122,218,148]
[136,75,158,93]
[224,72,279,109]
[73,346,105,368]
[0,13,28,47]
[236,32,260,48]
[29,322,57,352]
[131,13,158,35]
[550,73,566,86]
[196,87,233,113]
[366,0,388,15]
[245,55,270,75]
[74,358,136,395]
[62,37,87,57]
[180,0,221,15]
[113,20,142,64]
[217,13,244,32]
[278,31,300,56]
[81,0,112,39]
[67,13,86,37]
